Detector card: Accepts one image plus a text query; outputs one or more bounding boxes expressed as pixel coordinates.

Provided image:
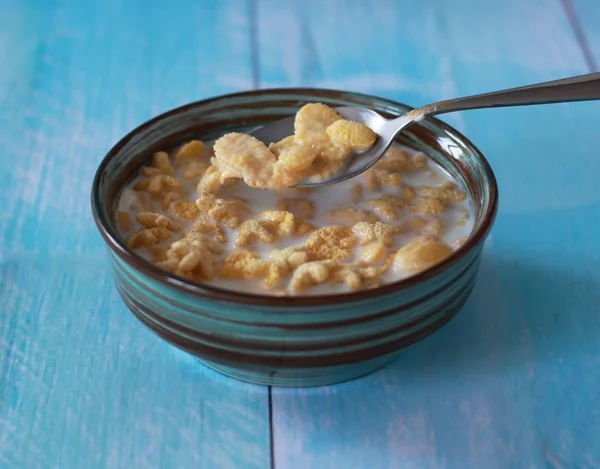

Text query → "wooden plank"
[571,0,600,69]
[0,0,271,468]
[257,0,600,467]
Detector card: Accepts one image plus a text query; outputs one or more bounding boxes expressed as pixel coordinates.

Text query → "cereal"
[127,227,173,249]
[117,211,132,231]
[349,183,363,204]
[289,261,334,292]
[352,221,403,246]
[332,263,381,290]
[174,140,207,160]
[170,200,200,220]
[375,146,427,173]
[276,197,315,219]
[134,174,183,195]
[218,251,270,279]
[117,109,474,296]
[294,103,342,147]
[196,194,250,229]
[360,241,386,263]
[260,210,315,237]
[363,168,401,192]
[162,190,185,210]
[402,215,445,237]
[135,212,180,231]
[184,161,210,180]
[142,151,175,176]
[270,246,315,274]
[362,194,404,220]
[190,216,226,243]
[270,136,318,172]
[326,208,380,225]
[197,165,223,195]
[157,233,221,280]
[394,236,452,272]
[235,220,276,247]
[305,225,356,260]
[326,119,377,150]
[213,133,276,188]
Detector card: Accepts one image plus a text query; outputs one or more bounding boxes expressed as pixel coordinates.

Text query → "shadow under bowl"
[91,89,498,387]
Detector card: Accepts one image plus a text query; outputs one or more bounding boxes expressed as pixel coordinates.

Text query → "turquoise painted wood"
[572,0,600,68]
[257,0,600,468]
[2,0,600,468]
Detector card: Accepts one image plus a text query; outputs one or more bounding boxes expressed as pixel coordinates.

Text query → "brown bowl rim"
[91,88,498,307]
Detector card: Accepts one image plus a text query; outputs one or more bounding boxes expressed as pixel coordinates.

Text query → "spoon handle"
[408,72,600,120]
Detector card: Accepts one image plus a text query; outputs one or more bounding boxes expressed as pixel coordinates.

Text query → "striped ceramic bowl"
[91,89,498,387]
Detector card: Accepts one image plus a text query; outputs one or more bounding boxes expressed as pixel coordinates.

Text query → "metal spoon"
[249,72,600,187]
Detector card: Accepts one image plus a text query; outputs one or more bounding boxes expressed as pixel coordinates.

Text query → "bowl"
[91,89,498,387]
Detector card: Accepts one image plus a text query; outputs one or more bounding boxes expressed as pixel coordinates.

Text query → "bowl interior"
[91,88,498,305]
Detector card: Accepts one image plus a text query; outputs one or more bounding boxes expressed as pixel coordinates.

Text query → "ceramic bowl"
[91,89,498,387]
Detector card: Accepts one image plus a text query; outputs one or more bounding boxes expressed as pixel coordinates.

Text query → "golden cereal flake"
[161,190,185,211]
[117,211,132,231]
[174,140,207,160]
[151,245,168,262]
[420,181,467,204]
[402,215,445,237]
[362,194,404,220]
[218,251,270,279]
[196,194,250,229]
[134,174,183,195]
[213,133,276,188]
[305,225,356,261]
[352,221,403,246]
[326,208,380,226]
[360,241,386,263]
[269,246,315,275]
[196,165,223,195]
[141,151,175,176]
[170,200,200,220]
[260,210,314,237]
[288,260,334,292]
[235,220,276,247]
[183,232,223,254]
[455,212,470,228]
[363,168,401,192]
[332,263,381,291]
[270,136,318,172]
[294,103,342,147]
[190,216,227,243]
[135,212,180,231]
[184,161,210,180]
[306,153,347,181]
[270,160,313,189]
[394,237,452,272]
[409,197,446,215]
[127,228,173,249]
[375,146,427,173]
[276,197,315,219]
[349,183,364,204]
[157,234,220,280]
[326,119,377,151]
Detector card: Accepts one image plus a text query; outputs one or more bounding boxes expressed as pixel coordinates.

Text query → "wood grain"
[572,0,600,69]
[0,1,270,468]
[256,1,600,468]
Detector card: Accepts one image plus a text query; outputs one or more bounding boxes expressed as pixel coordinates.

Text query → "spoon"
[249,72,600,187]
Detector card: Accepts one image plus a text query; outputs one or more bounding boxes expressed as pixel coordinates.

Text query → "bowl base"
[198,353,398,387]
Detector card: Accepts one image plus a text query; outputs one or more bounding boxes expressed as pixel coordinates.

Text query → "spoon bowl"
[249,72,600,187]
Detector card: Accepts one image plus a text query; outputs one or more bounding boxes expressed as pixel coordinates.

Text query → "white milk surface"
[117,144,474,295]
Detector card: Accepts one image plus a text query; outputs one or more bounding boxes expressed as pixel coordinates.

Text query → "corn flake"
[352,221,403,246]
[235,220,276,247]
[174,140,207,160]
[141,151,175,177]
[326,119,377,151]
[305,225,356,260]
[394,236,452,272]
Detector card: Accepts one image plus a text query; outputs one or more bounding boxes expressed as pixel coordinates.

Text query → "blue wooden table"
[2,1,600,467]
